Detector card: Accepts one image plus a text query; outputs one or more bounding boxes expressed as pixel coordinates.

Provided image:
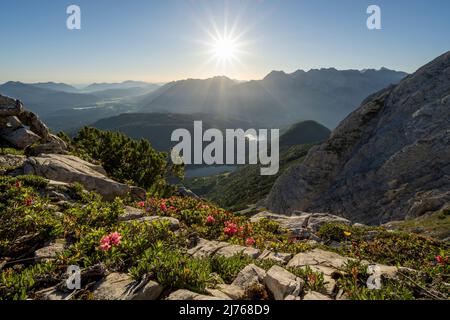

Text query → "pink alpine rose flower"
[224,221,238,236]
[109,232,122,246]
[24,197,34,206]
[206,215,215,224]
[98,232,122,251]
[246,237,256,246]
[137,201,145,208]
[99,242,112,251]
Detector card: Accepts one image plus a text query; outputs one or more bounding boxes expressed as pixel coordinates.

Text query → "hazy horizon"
[1,65,410,87]
[1,0,449,84]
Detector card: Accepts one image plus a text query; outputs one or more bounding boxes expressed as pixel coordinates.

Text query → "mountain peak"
[266,51,450,224]
[263,70,289,81]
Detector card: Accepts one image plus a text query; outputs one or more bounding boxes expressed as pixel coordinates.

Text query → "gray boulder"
[250,211,350,234]
[188,238,260,259]
[232,264,266,290]
[92,273,163,300]
[264,265,304,300]
[166,289,221,300]
[0,95,68,154]
[0,125,40,149]
[23,154,145,201]
[34,239,66,262]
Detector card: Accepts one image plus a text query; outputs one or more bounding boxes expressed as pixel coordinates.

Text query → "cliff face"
[266,52,450,224]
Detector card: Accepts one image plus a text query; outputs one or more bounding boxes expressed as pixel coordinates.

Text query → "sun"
[213,36,238,61]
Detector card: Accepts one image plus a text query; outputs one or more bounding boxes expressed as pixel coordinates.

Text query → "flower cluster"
[224,221,239,236]
[160,201,167,212]
[137,201,145,208]
[245,237,256,246]
[24,197,34,206]
[436,255,449,265]
[99,232,122,251]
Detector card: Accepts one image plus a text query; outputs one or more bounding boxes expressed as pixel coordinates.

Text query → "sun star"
[213,36,238,61]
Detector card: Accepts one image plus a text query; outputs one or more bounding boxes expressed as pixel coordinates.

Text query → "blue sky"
[0,0,449,84]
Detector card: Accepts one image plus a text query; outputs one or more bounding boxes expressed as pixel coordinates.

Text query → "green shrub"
[288,265,325,292]
[0,177,62,256]
[130,241,212,293]
[17,175,49,188]
[0,263,59,300]
[62,127,183,196]
[337,260,415,300]
[317,223,361,242]
[0,147,24,156]
[209,253,254,283]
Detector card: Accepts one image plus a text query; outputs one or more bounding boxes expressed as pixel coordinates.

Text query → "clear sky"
[1,0,449,84]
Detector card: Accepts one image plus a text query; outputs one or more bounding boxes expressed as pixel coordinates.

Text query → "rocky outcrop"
[264,265,304,300]
[166,289,221,300]
[266,51,450,224]
[34,239,66,262]
[232,264,266,290]
[188,239,260,259]
[0,95,67,154]
[23,154,146,201]
[250,211,351,235]
[92,273,163,300]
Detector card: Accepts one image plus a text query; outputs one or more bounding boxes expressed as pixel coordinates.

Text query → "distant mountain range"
[31,82,79,93]
[0,68,407,132]
[139,68,407,128]
[0,81,100,115]
[0,81,159,117]
[82,81,159,92]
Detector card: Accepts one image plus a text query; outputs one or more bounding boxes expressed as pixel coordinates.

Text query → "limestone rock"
[257,249,292,265]
[0,125,40,149]
[92,273,135,300]
[215,244,260,259]
[215,284,246,300]
[187,239,230,258]
[300,212,351,232]
[264,265,304,300]
[287,249,352,295]
[303,291,332,300]
[132,280,163,300]
[287,248,351,270]
[250,211,350,235]
[34,239,66,262]
[118,206,145,222]
[177,186,200,199]
[0,154,25,174]
[166,289,221,300]
[250,211,309,234]
[0,96,68,154]
[92,273,162,300]
[188,239,260,259]
[26,134,68,156]
[266,51,450,224]
[284,295,301,300]
[232,264,266,290]
[23,154,145,201]
[0,95,23,116]
[35,287,71,300]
